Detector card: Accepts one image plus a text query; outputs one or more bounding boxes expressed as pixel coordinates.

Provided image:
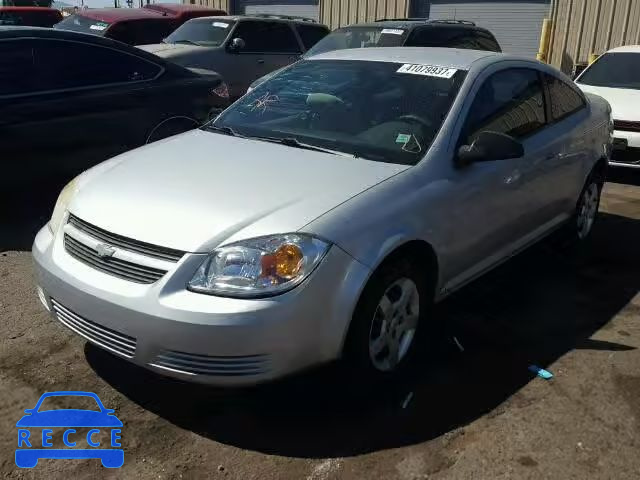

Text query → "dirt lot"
[1,170,640,480]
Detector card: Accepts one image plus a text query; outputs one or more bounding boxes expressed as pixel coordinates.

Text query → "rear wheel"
[567,170,604,245]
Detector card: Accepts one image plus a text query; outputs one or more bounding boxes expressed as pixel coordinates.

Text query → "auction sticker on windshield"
[396,64,458,78]
[381,28,404,35]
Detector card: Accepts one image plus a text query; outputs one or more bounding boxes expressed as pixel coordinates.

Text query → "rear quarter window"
[544,73,586,122]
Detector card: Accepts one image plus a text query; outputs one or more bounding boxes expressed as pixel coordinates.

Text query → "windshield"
[211,59,466,165]
[304,26,407,58]
[578,52,640,89]
[165,18,235,46]
[54,14,110,35]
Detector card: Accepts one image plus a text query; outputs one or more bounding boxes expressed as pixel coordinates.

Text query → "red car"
[143,3,226,22]
[0,6,62,27]
[54,5,226,46]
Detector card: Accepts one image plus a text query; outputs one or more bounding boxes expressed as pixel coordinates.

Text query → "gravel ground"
[1,170,640,479]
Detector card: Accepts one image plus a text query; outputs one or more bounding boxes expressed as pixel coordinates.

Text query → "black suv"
[248,18,501,90]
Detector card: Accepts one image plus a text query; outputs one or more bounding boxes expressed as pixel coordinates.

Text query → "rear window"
[165,18,235,47]
[55,14,110,36]
[577,52,640,89]
[304,26,407,57]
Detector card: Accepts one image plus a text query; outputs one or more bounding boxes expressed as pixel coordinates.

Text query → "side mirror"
[457,131,524,167]
[228,37,245,52]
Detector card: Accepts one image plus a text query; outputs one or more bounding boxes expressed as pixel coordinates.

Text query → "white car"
[576,45,640,168]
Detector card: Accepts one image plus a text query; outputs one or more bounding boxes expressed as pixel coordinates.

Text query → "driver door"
[443,67,550,290]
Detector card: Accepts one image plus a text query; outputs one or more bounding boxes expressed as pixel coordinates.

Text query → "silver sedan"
[33,47,612,385]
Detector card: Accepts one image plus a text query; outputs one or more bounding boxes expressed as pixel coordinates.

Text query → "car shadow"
[85,211,640,458]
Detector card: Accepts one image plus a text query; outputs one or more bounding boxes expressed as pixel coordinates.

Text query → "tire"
[344,256,433,383]
[567,170,604,244]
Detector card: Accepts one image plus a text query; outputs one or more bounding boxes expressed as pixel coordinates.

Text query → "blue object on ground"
[529,365,554,379]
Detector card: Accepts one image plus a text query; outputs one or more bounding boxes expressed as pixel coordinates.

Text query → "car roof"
[190,14,318,25]
[349,19,485,30]
[144,3,225,13]
[607,44,640,53]
[308,46,501,70]
[0,26,194,73]
[77,7,170,23]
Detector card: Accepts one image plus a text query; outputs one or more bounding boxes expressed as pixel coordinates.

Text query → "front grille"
[613,119,640,132]
[51,299,136,358]
[149,350,269,376]
[64,234,167,284]
[68,214,185,262]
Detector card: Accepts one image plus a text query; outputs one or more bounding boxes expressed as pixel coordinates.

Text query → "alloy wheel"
[368,277,420,372]
[577,182,600,240]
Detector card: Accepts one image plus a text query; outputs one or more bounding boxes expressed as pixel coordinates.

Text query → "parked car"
[248,18,501,91]
[54,5,225,46]
[0,6,62,27]
[34,47,610,386]
[139,14,329,99]
[0,27,229,192]
[575,45,640,169]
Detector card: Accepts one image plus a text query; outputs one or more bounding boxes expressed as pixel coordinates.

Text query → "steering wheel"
[396,114,432,130]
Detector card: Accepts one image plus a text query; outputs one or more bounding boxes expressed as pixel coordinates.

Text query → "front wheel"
[344,257,432,382]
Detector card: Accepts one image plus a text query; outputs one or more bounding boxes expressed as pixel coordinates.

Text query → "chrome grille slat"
[53,301,136,346]
[51,299,136,359]
[150,350,269,376]
[64,235,166,284]
[68,214,185,262]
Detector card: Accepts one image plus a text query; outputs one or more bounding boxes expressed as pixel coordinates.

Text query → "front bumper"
[33,225,370,386]
[611,130,640,168]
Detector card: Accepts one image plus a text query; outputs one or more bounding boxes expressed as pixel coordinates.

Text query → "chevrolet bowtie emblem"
[96,243,116,258]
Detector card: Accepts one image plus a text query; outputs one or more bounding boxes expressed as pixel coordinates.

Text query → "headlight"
[188,233,330,298]
[48,177,79,234]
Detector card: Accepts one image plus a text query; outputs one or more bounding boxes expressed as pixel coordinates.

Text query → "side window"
[232,21,301,54]
[544,73,586,122]
[0,40,35,96]
[107,21,174,45]
[32,40,162,91]
[295,24,329,50]
[463,68,546,144]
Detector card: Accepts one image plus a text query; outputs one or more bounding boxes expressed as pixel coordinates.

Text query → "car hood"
[577,83,640,121]
[70,130,410,252]
[138,43,205,56]
[16,410,123,427]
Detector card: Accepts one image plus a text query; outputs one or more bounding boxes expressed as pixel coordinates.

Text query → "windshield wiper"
[204,125,240,137]
[172,39,201,46]
[248,136,355,157]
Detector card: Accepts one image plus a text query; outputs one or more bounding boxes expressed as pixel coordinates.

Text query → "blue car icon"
[16,391,123,468]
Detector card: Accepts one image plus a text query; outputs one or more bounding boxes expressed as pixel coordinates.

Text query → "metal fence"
[318,0,409,28]
[549,0,640,72]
